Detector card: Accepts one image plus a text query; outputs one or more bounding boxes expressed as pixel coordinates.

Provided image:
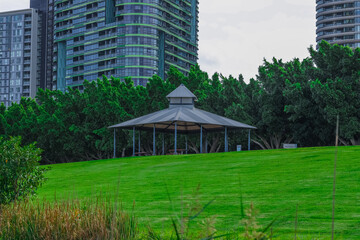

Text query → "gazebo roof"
[109,84,256,134]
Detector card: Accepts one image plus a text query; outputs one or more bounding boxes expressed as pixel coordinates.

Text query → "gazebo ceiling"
[109,84,256,133]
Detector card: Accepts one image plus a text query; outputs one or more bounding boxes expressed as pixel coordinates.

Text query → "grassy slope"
[37,146,360,239]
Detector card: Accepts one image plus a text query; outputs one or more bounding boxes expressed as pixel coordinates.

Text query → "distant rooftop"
[0,9,35,16]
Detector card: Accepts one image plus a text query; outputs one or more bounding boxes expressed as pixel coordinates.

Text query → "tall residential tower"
[316,0,360,48]
[0,9,41,107]
[53,0,199,91]
[31,0,55,90]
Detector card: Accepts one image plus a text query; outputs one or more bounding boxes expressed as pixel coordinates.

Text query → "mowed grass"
[37,146,360,239]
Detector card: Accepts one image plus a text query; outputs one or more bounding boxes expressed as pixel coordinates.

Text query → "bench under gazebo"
[109,84,256,157]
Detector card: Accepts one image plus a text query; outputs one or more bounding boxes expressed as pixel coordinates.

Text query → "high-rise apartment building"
[31,0,55,90]
[0,9,41,107]
[53,0,199,91]
[316,0,360,48]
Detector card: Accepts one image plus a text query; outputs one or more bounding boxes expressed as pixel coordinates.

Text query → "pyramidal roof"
[109,106,256,133]
[166,84,197,100]
[109,84,256,133]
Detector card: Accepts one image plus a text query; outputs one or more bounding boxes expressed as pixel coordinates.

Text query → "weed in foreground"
[242,202,268,240]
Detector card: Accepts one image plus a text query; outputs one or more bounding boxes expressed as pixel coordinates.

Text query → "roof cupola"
[166,84,197,108]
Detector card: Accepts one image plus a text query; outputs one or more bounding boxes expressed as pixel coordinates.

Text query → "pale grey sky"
[198,0,316,81]
[0,0,316,81]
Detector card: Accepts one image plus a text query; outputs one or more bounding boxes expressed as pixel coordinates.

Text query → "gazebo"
[109,84,256,157]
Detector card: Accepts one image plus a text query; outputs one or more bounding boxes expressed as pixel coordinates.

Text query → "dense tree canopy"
[0,41,359,163]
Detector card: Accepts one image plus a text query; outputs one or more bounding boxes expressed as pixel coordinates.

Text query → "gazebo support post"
[185,135,188,154]
[138,131,141,153]
[200,125,203,153]
[225,127,228,152]
[113,128,116,159]
[162,133,165,155]
[133,127,135,157]
[153,124,156,156]
[174,122,177,155]
[205,132,208,153]
[248,129,251,151]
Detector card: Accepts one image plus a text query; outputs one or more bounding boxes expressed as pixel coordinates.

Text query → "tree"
[0,137,47,204]
[251,58,293,149]
[282,58,333,147]
[309,41,360,145]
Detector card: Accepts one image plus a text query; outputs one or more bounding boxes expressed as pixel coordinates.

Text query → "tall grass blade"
[294,203,298,240]
[172,218,181,240]
[332,114,339,240]
[260,217,278,236]
[239,176,245,218]
[189,198,216,221]
[201,232,234,240]
[147,226,162,240]
[164,179,173,206]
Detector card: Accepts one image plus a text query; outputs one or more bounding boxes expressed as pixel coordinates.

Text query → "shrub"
[0,137,46,204]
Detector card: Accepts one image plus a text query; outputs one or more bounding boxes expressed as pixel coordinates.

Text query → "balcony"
[54,5,70,12]
[317,0,354,8]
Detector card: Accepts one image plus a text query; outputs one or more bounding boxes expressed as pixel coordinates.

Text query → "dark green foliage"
[0,137,46,204]
[0,41,359,162]
[308,41,360,145]
[252,58,293,149]
[282,58,331,147]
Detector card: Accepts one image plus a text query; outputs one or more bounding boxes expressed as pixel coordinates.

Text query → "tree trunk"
[209,134,220,153]
[339,137,348,146]
[255,134,272,149]
[189,139,199,154]
[252,139,266,150]
[350,138,360,146]
[216,144,221,153]
[270,133,283,149]
[121,148,126,157]
[254,133,290,149]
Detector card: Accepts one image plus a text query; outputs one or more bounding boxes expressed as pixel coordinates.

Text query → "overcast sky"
[0,0,316,82]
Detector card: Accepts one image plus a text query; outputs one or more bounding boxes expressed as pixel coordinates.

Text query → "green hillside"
[37,147,360,239]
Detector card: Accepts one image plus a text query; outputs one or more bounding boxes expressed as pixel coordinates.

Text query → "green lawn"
[37,146,360,239]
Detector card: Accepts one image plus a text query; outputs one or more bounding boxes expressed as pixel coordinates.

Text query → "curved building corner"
[316,0,360,48]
